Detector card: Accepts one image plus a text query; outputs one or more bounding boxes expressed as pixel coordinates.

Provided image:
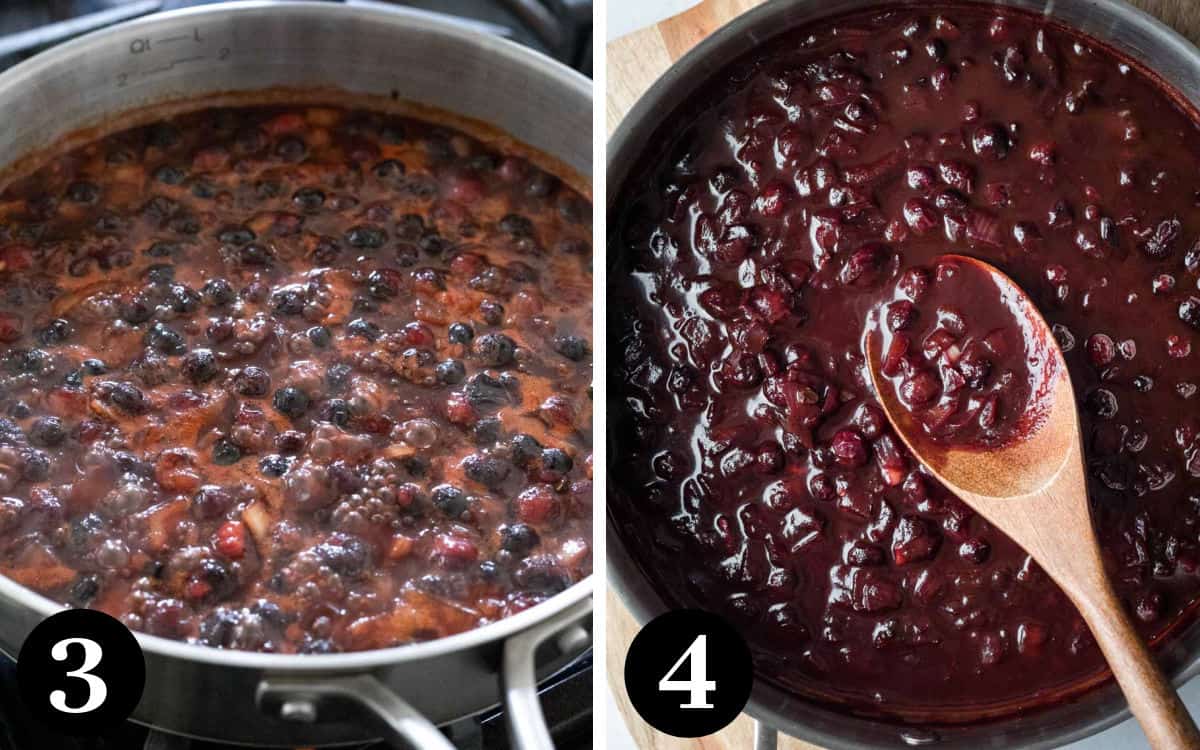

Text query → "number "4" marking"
[49,638,107,714]
[658,635,717,709]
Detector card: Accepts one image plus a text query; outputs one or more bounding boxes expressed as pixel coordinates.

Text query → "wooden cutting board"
[605,1,1200,748]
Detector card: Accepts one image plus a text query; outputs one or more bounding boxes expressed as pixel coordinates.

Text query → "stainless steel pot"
[606,1,1200,747]
[0,3,593,748]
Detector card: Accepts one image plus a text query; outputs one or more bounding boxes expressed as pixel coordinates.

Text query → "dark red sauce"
[875,256,1047,449]
[611,4,1200,719]
[0,104,592,653]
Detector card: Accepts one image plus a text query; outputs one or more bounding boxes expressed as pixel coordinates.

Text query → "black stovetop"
[0,2,592,747]
[0,0,593,75]
[0,650,592,749]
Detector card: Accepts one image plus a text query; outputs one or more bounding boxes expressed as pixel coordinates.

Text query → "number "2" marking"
[48,638,107,714]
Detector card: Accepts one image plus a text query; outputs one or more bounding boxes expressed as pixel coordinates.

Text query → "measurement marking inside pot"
[117,52,219,87]
[156,34,193,44]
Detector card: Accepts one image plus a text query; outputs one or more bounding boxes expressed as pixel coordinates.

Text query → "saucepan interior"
[0,2,593,745]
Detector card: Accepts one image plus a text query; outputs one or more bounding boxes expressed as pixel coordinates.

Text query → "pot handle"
[754,720,779,750]
[501,595,593,750]
[257,673,456,750]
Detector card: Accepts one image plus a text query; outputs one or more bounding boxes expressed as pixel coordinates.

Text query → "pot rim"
[0,0,594,672]
[606,0,1200,746]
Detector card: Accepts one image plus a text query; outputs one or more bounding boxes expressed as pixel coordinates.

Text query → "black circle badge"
[624,609,753,737]
[17,609,145,733]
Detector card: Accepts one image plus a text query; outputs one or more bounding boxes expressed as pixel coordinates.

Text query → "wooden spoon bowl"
[867,254,1200,749]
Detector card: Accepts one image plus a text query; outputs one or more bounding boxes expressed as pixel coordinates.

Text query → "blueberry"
[480,300,504,326]
[81,358,107,375]
[499,213,534,237]
[65,182,100,204]
[367,270,400,298]
[292,187,325,211]
[431,484,468,517]
[320,398,351,427]
[345,225,387,249]
[346,318,381,341]
[510,434,542,466]
[21,449,50,482]
[315,535,370,577]
[191,182,217,199]
[181,348,220,384]
[167,283,201,313]
[239,243,272,266]
[212,439,242,465]
[154,165,186,185]
[146,124,180,149]
[202,278,236,305]
[541,448,573,474]
[271,287,306,316]
[145,322,186,355]
[448,322,474,344]
[145,263,176,284]
[273,386,310,418]
[1181,297,1200,330]
[99,381,147,414]
[274,136,307,162]
[462,454,510,489]
[472,417,502,445]
[499,523,540,555]
[465,372,509,408]
[29,416,65,447]
[193,485,233,519]
[473,333,516,367]
[419,233,448,255]
[404,455,430,478]
[553,335,589,362]
[259,454,290,478]
[233,366,271,397]
[326,363,352,390]
[436,359,466,385]
[120,294,155,324]
[37,319,72,346]
[70,574,101,605]
[307,326,332,348]
[62,369,83,389]
[373,159,406,179]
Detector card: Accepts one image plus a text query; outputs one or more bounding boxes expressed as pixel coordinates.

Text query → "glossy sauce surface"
[875,257,1043,449]
[0,104,593,653]
[612,4,1200,718]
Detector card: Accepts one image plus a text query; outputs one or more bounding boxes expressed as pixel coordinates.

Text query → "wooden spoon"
[866,254,1200,749]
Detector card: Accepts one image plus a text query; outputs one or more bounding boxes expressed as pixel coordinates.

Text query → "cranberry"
[900,370,940,406]
[1168,334,1192,359]
[830,429,868,467]
[1179,297,1200,330]
[1085,334,1115,367]
[971,123,1009,160]
[898,267,931,301]
[886,300,918,331]
[959,538,991,564]
[903,198,939,234]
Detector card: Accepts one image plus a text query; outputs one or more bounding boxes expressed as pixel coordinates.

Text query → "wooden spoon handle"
[1073,581,1200,749]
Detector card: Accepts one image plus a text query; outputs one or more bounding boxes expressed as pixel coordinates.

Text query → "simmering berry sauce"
[0,104,592,653]
[875,256,1049,449]
[612,4,1200,719]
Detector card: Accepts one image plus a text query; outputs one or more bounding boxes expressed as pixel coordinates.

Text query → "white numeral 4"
[49,637,107,714]
[658,635,717,709]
